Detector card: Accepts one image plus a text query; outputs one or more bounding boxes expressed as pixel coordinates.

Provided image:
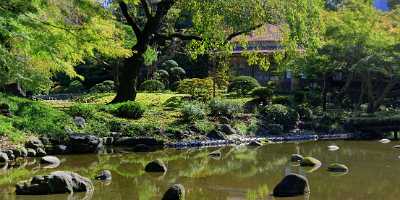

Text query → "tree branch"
[155,33,203,41]
[140,0,152,19]
[226,24,264,41]
[119,1,142,39]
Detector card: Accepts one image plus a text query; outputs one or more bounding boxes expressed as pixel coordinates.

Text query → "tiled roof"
[232,24,282,42]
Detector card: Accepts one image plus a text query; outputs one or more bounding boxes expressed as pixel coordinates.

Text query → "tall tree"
[109,0,323,103]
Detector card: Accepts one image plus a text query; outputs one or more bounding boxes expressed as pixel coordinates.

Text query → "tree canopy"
[0,0,130,93]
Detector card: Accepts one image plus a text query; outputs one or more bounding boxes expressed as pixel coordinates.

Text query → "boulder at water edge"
[36,148,47,157]
[300,157,322,167]
[16,171,93,195]
[95,170,112,181]
[145,159,167,173]
[162,184,185,200]
[0,152,9,163]
[327,163,349,173]
[25,138,44,149]
[67,134,102,154]
[206,130,226,140]
[26,148,36,157]
[273,173,310,197]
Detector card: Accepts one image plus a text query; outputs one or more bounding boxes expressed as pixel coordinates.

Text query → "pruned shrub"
[209,98,243,118]
[260,104,299,131]
[228,76,260,96]
[89,80,115,93]
[139,80,165,92]
[250,87,273,103]
[181,103,206,122]
[169,67,186,83]
[177,78,213,100]
[114,101,146,119]
[272,95,291,106]
[161,60,179,69]
[66,80,85,93]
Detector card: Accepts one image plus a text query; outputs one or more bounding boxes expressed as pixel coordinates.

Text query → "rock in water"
[393,145,400,149]
[95,170,112,181]
[40,156,61,168]
[67,134,102,154]
[300,157,322,167]
[291,154,304,162]
[327,163,349,173]
[0,152,9,163]
[145,159,167,173]
[328,145,340,151]
[162,184,185,200]
[16,171,93,195]
[273,174,309,197]
[379,139,391,144]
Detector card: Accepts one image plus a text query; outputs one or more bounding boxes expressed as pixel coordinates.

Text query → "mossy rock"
[327,163,349,173]
[300,157,321,167]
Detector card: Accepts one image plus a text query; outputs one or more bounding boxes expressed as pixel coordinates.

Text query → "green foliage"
[177,78,214,100]
[181,103,206,122]
[228,76,260,96]
[209,98,243,118]
[296,104,314,121]
[0,0,130,93]
[67,104,98,119]
[113,101,146,119]
[90,80,115,93]
[139,80,165,92]
[13,101,73,137]
[293,91,306,105]
[260,104,299,131]
[65,80,85,93]
[272,95,291,106]
[161,60,179,69]
[250,87,273,102]
[169,67,186,83]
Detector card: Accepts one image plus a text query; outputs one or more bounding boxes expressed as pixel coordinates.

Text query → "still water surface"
[1,141,400,200]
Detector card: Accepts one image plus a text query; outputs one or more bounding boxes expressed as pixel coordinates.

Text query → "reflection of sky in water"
[374,0,390,11]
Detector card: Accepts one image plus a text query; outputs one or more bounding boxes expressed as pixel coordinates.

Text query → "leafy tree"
[0,0,129,93]
[107,0,324,103]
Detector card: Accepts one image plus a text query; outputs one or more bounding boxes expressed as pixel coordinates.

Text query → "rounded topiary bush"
[260,104,299,131]
[139,80,165,92]
[228,76,260,96]
[115,101,146,119]
[89,80,115,93]
[161,60,179,69]
[272,95,291,106]
[66,80,84,93]
[250,87,273,103]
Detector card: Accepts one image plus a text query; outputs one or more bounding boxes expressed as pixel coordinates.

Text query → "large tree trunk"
[112,51,145,103]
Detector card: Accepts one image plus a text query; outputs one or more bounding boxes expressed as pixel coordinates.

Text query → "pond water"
[1,141,400,200]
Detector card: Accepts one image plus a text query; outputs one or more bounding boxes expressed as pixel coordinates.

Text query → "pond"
[1,140,400,200]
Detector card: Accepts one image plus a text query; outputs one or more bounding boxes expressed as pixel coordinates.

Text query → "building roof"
[232,24,282,42]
